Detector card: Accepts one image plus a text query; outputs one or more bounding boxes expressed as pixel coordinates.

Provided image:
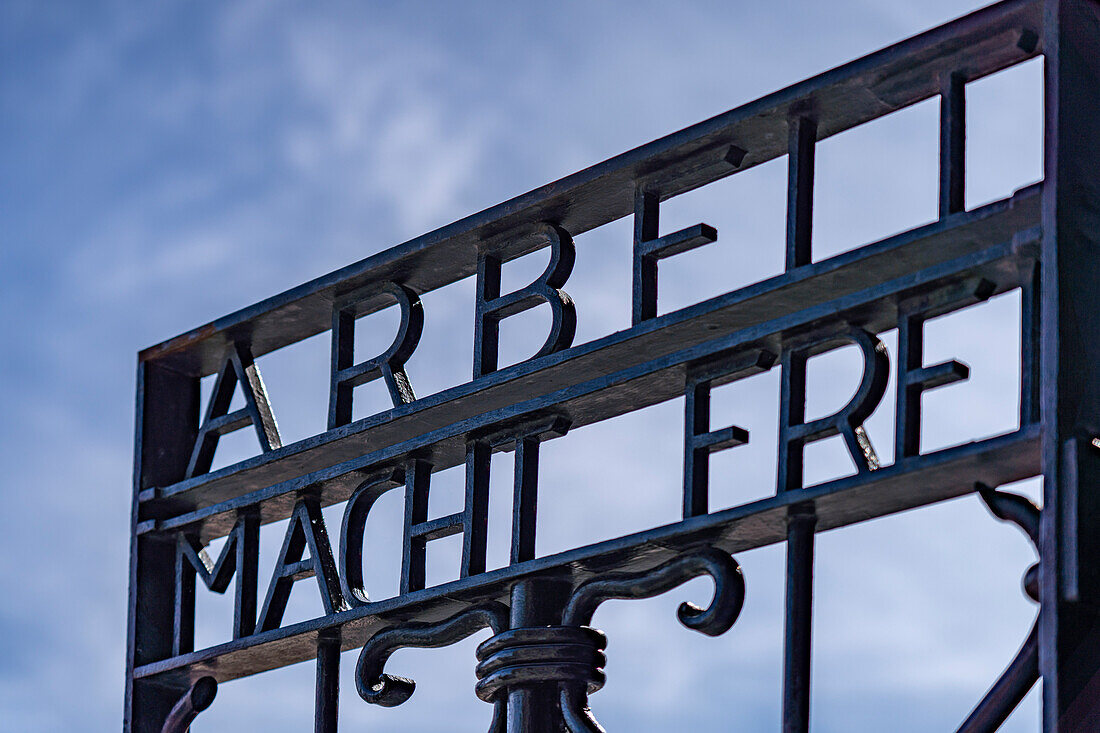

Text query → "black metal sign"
[125,1,1100,731]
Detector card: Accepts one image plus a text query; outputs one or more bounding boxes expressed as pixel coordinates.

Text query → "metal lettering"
[474,223,576,378]
[328,282,424,429]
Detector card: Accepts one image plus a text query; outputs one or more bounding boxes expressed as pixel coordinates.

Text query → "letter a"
[185,341,282,478]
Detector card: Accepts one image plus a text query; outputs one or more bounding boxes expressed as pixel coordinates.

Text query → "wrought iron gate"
[124,0,1100,730]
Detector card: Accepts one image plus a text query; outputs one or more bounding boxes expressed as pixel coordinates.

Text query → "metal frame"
[124,1,1100,730]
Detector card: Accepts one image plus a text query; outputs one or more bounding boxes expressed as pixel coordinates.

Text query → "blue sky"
[0,1,1047,730]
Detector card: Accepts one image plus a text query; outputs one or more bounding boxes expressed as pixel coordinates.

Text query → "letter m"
[173,511,259,656]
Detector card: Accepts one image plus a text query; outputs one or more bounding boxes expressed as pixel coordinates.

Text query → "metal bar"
[410,513,465,541]
[126,362,200,733]
[641,223,718,260]
[463,441,491,578]
[315,630,340,733]
[683,379,712,519]
[895,308,925,461]
[152,242,1033,543]
[134,426,1040,686]
[400,459,432,594]
[955,622,1039,733]
[1020,260,1041,428]
[137,0,1040,378]
[782,504,817,733]
[149,237,1031,543]
[1040,1,1100,729]
[778,349,809,493]
[939,71,967,218]
[141,197,1034,539]
[786,115,817,270]
[511,437,540,564]
[474,252,504,378]
[142,188,1037,511]
[632,188,660,324]
[506,579,571,733]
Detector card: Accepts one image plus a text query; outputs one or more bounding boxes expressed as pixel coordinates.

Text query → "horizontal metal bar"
[134,426,1040,686]
[410,513,465,542]
[640,223,719,260]
[695,426,751,453]
[914,360,971,389]
[202,409,252,436]
[333,361,382,390]
[278,560,316,583]
[481,289,544,321]
[138,0,1040,378]
[141,189,1040,524]
[145,222,1038,542]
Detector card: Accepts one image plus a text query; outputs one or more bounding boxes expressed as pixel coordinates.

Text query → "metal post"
[316,629,341,733]
[507,578,570,733]
[125,362,199,732]
[782,504,817,733]
[1041,1,1100,730]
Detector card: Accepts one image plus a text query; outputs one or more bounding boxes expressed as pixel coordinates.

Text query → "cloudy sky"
[0,1,1046,730]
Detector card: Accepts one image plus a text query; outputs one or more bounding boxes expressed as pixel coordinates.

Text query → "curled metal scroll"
[978,484,1040,548]
[559,547,746,733]
[953,484,1041,733]
[352,548,742,732]
[563,546,745,633]
[161,676,217,733]
[355,601,509,708]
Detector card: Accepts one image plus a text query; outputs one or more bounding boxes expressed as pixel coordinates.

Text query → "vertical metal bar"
[400,459,432,595]
[1040,1,1100,729]
[234,508,261,640]
[462,441,491,578]
[684,379,711,518]
[474,253,503,378]
[511,436,540,564]
[328,307,355,429]
[778,350,808,492]
[895,308,924,461]
[126,362,200,732]
[779,342,815,732]
[939,71,967,218]
[507,578,570,733]
[315,629,340,733]
[1020,261,1041,428]
[632,187,661,324]
[786,115,816,271]
[173,535,197,657]
[782,504,817,733]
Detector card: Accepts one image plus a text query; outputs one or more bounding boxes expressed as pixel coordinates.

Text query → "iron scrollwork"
[355,601,510,707]
[555,546,746,733]
[954,484,1041,733]
[160,677,217,733]
[353,547,745,732]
